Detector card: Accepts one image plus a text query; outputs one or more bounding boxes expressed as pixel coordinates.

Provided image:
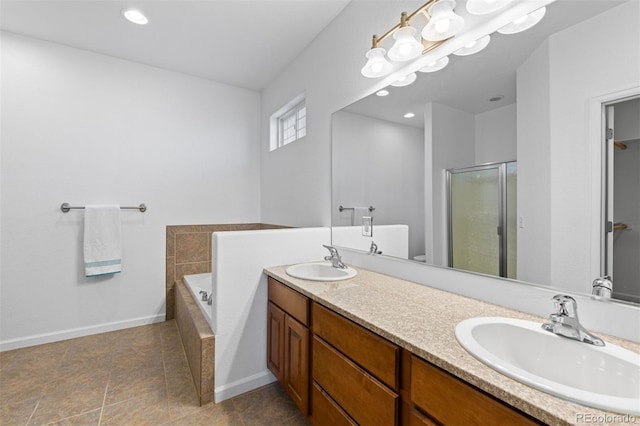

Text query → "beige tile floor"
[0,321,309,425]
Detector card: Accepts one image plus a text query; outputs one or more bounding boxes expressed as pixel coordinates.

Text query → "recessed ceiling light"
[122,9,148,25]
[376,90,390,97]
[404,112,416,118]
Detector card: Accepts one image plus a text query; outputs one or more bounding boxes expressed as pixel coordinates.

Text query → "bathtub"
[182,273,215,333]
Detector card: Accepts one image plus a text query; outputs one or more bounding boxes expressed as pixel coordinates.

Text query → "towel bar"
[338,205,375,212]
[60,203,147,213]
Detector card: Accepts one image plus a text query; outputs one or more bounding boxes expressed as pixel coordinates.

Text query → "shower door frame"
[590,87,640,283]
[446,161,511,278]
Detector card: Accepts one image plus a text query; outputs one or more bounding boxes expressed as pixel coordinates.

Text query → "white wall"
[0,33,261,349]
[212,228,330,402]
[517,1,640,293]
[332,111,424,258]
[474,104,517,165]
[260,1,417,228]
[426,102,476,266]
[516,39,552,286]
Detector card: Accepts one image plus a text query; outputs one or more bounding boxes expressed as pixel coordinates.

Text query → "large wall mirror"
[331,0,639,304]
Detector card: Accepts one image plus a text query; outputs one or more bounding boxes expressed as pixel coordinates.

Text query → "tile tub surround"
[264,266,640,425]
[166,223,289,320]
[0,321,308,425]
[175,279,215,406]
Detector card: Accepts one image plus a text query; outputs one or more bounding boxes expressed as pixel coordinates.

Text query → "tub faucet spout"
[199,290,208,302]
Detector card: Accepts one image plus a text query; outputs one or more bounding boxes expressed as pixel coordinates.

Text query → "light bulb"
[418,56,449,73]
[435,18,451,34]
[361,47,393,78]
[422,0,464,41]
[453,35,490,56]
[387,26,423,62]
[513,15,528,25]
[390,73,417,87]
[376,90,390,97]
[498,7,546,34]
[404,112,416,118]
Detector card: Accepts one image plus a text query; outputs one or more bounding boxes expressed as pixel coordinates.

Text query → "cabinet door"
[267,301,285,383]
[284,315,309,415]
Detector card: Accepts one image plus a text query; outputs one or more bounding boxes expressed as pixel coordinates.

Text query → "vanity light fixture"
[387,13,424,62]
[376,89,390,97]
[404,112,416,118]
[361,47,393,78]
[390,72,417,87]
[498,7,546,34]
[360,0,457,78]
[466,0,513,16]
[122,8,148,25]
[419,56,449,73]
[453,35,491,56]
[360,0,548,79]
[421,0,465,41]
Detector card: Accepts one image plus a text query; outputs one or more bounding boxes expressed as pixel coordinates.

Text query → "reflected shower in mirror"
[331,0,640,304]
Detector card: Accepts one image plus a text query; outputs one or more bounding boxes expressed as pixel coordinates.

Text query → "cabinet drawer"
[311,382,357,426]
[408,408,438,426]
[410,355,540,426]
[268,277,309,326]
[312,302,399,390]
[313,336,398,426]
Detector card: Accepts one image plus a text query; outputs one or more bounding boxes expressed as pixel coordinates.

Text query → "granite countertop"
[264,265,640,426]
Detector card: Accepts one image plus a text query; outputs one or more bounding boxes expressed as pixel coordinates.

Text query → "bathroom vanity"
[264,266,640,425]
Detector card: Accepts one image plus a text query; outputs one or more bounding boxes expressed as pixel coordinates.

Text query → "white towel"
[83,205,122,277]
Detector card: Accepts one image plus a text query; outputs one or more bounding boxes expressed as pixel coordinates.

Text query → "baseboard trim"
[214,370,277,403]
[0,314,166,351]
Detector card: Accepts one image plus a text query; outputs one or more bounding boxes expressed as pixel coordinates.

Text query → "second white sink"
[286,262,357,282]
[455,317,640,415]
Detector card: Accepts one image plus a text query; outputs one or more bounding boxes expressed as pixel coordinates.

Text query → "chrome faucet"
[541,295,605,346]
[592,276,613,298]
[323,245,347,269]
[199,290,213,305]
[369,241,382,255]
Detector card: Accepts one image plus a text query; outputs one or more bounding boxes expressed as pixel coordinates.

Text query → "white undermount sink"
[455,317,640,415]
[286,262,357,282]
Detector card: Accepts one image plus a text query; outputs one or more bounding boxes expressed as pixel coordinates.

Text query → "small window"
[270,93,306,151]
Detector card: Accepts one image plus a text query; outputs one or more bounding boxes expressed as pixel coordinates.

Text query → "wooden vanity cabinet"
[266,276,544,425]
[409,355,542,426]
[311,302,400,426]
[267,277,310,415]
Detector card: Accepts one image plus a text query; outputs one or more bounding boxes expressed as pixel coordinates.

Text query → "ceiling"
[343,0,627,127]
[0,0,351,91]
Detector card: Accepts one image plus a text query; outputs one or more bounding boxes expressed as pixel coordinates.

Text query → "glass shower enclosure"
[446,161,517,279]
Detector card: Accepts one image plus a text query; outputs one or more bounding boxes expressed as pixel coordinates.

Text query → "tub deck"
[175,278,215,405]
